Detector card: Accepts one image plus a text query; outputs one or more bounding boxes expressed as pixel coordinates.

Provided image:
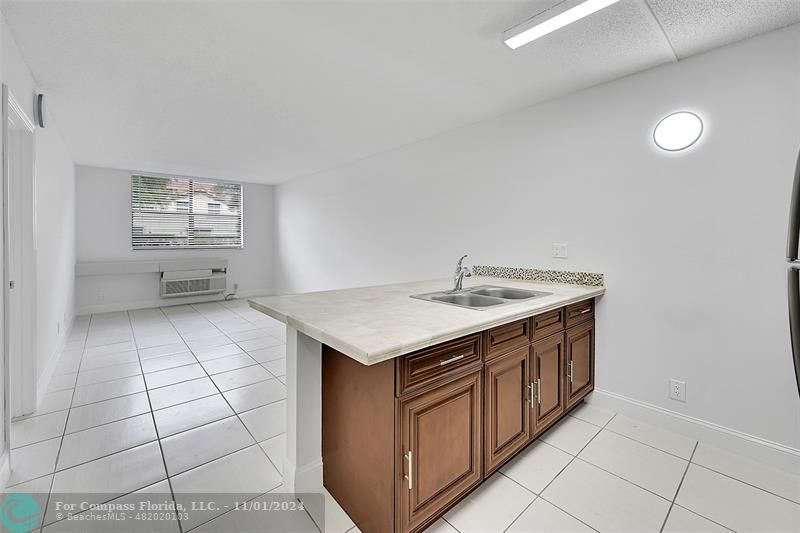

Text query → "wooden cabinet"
[397,370,483,533]
[484,346,530,475]
[565,320,595,408]
[397,334,482,395]
[485,319,530,360]
[566,299,594,328]
[322,298,596,533]
[532,308,565,340]
[531,332,565,435]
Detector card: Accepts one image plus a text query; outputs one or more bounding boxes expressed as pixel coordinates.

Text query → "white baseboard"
[588,389,800,475]
[36,314,75,407]
[283,458,323,494]
[75,289,273,315]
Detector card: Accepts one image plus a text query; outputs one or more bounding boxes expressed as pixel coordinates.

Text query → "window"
[131,175,243,249]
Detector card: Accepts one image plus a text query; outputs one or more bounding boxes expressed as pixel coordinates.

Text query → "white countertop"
[249,277,605,365]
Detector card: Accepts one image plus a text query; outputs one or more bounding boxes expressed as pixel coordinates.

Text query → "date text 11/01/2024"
[52,499,306,517]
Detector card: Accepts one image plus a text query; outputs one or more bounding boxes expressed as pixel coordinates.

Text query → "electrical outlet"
[669,379,686,402]
[552,243,569,259]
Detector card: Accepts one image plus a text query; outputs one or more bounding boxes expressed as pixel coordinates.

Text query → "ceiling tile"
[648,0,800,58]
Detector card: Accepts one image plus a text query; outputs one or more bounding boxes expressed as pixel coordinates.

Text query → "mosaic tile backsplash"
[472,265,604,287]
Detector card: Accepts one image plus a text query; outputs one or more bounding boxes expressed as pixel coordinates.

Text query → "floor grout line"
[659,441,698,533]
[58,358,282,414]
[15,325,285,459]
[160,303,287,530]
[571,456,674,501]
[446,409,613,533]
[168,300,298,532]
[38,478,174,530]
[537,412,616,496]
[669,502,737,532]
[37,314,91,533]
[601,425,696,462]
[55,389,288,443]
[504,410,618,533]
[500,494,538,533]
[688,462,800,507]
[535,413,684,505]
[128,309,185,533]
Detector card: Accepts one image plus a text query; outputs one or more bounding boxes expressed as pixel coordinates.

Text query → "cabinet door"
[484,346,530,475]
[397,370,482,533]
[531,333,565,435]
[565,320,595,408]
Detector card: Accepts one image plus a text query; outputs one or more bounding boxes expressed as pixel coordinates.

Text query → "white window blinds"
[131,175,243,249]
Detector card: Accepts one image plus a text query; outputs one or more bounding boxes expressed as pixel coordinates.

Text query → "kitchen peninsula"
[250,275,605,533]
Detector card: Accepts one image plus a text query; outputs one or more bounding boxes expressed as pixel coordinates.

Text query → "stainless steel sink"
[431,293,506,308]
[470,287,547,300]
[412,285,551,310]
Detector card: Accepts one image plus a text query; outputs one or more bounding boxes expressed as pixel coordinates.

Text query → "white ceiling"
[3,0,799,184]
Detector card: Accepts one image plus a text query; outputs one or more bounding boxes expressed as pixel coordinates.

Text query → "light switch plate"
[552,243,569,259]
[669,379,686,402]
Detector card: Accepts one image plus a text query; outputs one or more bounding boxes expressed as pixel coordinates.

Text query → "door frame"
[2,85,38,431]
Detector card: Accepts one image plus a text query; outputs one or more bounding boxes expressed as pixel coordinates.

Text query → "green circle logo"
[0,493,40,533]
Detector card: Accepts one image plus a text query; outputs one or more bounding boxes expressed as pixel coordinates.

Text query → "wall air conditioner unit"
[159,259,227,298]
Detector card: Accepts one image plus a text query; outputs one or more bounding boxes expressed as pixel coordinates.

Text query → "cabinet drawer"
[397,334,482,396]
[532,308,565,340]
[485,319,531,360]
[565,299,594,328]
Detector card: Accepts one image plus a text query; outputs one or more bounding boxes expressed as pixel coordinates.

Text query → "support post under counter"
[284,326,323,493]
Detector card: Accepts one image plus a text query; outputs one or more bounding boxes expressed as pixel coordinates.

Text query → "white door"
[3,86,37,424]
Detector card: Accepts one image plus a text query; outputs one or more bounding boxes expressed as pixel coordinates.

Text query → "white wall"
[75,165,274,314]
[35,128,75,381]
[1,11,76,453]
[275,25,800,450]
[3,15,76,386]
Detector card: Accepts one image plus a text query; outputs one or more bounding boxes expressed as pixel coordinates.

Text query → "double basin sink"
[411,285,551,310]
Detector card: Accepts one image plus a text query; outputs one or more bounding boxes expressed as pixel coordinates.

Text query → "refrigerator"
[787,148,800,399]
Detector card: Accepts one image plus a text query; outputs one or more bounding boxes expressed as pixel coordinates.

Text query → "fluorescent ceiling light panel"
[503,0,622,49]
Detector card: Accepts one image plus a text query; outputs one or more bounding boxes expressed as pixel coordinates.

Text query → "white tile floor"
[3,300,328,532]
[5,302,800,532]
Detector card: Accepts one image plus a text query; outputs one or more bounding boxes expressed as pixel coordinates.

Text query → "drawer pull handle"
[404,451,413,490]
[578,308,591,315]
[440,354,465,366]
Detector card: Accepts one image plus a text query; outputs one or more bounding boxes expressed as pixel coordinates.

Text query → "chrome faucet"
[453,254,472,292]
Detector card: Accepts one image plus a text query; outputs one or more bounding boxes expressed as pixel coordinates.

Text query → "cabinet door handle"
[568,361,574,383]
[439,354,465,366]
[528,382,534,408]
[404,451,413,490]
[536,379,541,405]
[530,380,541,406]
